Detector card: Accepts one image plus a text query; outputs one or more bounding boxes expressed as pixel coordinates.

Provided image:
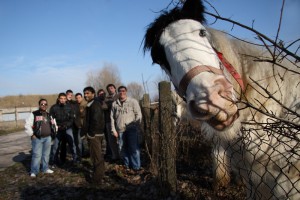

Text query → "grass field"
[0,120,25,136]
[0,94,58,108]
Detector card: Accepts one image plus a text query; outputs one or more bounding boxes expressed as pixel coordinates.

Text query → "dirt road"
[0,131,31,171]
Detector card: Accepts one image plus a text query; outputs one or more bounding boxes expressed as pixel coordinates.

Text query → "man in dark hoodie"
[103,84,120,162]
[50,92,77,166]
[81,86,105,184]
[65,89,82,162]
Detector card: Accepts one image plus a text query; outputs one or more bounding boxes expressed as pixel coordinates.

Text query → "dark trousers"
[104,129,112,156]
[52,128,77,164]
[88,136,105,182]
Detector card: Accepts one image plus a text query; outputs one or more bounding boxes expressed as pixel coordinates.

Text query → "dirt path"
[0,131,31,171]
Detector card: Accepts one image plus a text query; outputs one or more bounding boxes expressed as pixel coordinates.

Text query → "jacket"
[24,110,57,139]
[49,103,74,130]
[67,100,81,129]
[110,97,142,134]
[78,100,87,128]
[82,99,105,138]
[103,93,118,123]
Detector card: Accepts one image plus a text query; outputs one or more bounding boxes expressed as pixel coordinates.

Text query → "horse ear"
[181,0,206,23]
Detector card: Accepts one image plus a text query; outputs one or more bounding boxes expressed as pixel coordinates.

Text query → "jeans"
[30,136,52,174]
[118,128,141,170]
[51,128,77,164]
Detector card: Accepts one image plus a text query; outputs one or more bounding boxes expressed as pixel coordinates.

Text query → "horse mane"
[208,28,300,125]
[143,0,206,73]
[208,29,262,92]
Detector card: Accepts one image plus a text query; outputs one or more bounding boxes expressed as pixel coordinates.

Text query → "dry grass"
[0,94,58,109]
[0,98,247,199]
[0,157,160,200]
[0,143,246,200]
[0,128,24,136]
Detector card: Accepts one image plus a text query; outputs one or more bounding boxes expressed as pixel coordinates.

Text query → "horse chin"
[207,112,239,131]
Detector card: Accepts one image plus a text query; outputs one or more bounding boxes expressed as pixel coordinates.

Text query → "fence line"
[141,81,177,197]
[0,107,37,122]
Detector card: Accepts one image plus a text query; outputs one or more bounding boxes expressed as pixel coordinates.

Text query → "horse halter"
[176,50,245,100]
[176,65,224,99]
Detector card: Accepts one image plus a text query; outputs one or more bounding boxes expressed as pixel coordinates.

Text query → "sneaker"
[50,165,56,169]
[126,168,136,175]
[72,159,81,165]
[44,169,54,174]
[30,173,36,177]
[133,168,144,175]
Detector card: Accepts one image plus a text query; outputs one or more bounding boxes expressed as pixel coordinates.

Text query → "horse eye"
[199,29,206,37]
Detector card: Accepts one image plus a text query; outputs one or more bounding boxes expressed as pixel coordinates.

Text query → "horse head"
[144,0,239,131]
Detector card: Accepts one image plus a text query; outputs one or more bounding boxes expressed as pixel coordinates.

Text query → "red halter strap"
[216,50,245,92]
[177,50,245,99]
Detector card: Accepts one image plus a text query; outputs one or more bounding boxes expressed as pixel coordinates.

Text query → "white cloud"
[0,55,99,96]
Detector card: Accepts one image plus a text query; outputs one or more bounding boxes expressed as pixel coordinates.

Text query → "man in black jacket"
[50,92,77,166]
[81,86,105,184]
[65,89,82,162]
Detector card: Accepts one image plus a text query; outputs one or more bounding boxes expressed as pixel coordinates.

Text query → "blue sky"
[0,0,299,97]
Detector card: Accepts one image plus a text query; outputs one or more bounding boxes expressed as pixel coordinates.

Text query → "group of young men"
[24,84,142,184]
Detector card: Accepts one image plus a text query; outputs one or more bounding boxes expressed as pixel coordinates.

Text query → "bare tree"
[127,81,144,100]
[85,63,122,93]
[85,71,99,89]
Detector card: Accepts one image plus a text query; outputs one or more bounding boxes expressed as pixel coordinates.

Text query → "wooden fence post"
[150,103,159,176]
[15,106,18,127]
[0,110,2,121]
[158,81,177,196]
[141,94,151,151]
[141,94,159,176]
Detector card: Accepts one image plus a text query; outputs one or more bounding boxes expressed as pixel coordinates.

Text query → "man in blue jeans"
[24,98,57,177]
[110,86,142,173]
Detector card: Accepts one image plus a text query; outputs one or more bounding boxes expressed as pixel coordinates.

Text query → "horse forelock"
[143,0,206,73]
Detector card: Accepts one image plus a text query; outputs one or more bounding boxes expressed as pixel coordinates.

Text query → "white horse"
[143,0,300,199]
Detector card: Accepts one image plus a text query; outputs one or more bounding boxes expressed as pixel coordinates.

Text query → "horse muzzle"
[188,96,239,131]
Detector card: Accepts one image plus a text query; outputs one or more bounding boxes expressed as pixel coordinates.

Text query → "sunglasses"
[40,103,48,106]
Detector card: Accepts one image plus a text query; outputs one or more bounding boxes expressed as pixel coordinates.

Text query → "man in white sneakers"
[24,98,57,177]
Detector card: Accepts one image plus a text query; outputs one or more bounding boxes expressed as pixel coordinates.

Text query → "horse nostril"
[189,100,209,117]
[214,78,233,98]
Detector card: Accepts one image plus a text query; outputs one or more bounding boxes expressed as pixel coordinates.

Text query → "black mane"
[143,0,206,72]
